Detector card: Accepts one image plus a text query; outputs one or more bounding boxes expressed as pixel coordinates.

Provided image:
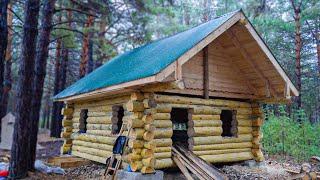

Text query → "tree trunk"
[317,37,320,75]
[95,14,107,69]
[50,38,62,137]
[290,0,302,109]
[79,15,94,78]
[9,0,40,178]
[0,0,9,120]
[55,44,68,137]
[86,35,94,74]
[28,0,56,171]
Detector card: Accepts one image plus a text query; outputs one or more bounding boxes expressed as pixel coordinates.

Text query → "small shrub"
[262,109,320,161]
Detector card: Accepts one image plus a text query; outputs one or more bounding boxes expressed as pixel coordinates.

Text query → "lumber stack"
[172,145,227,180]
[251,103,264,162]
[69,95,130,163]
[125,92,156,174]
[154,94,255,164]
[61,103,74,154]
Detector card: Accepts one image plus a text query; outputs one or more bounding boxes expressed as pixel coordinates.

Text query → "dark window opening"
[112,106,124,134]
[220,110,237,137]
[79,109,88,133]
[171,108,189,147]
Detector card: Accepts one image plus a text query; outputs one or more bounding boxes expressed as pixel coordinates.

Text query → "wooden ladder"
[104,123,132,180]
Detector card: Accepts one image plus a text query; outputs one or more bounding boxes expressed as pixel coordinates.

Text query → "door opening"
[171,108,189,147]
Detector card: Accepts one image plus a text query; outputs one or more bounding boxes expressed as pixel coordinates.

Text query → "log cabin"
[54,10,298,174]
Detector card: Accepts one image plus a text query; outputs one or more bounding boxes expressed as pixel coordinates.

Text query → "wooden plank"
[226,29,278,98]
[56,76,156,102]
[172,145,226,180]
[172,156,194,180]
[215,40,258,96]
[203,46,209,99]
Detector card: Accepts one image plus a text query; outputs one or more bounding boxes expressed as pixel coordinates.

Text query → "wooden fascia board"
[239,13,299,96]
[155,11,243,82]
[56,75,157,102]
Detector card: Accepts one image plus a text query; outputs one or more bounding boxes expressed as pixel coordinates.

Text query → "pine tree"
[9,0,40,178]
[28,0,56,170]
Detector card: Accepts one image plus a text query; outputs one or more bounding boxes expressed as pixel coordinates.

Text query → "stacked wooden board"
[172,145,227,180]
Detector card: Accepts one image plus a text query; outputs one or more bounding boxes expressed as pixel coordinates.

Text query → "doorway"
[171,108,189,147]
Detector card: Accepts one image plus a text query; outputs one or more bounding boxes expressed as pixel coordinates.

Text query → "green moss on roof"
[54,10,240,99]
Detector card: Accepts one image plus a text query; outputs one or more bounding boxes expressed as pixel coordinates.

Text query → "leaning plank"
[174,145,227,180]
[172,155,194,180]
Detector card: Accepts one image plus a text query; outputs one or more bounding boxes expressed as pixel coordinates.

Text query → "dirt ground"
[0,131,319,179]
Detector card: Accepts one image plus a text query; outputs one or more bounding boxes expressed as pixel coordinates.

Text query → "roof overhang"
[56,10,298,102]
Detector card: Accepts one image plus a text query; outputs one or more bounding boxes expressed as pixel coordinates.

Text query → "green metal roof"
[54,10,239,99]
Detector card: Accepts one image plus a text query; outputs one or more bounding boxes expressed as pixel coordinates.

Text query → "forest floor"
[0,131,318,179]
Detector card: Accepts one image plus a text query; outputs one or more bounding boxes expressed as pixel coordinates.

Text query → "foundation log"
[191,142,253,151]
[155,152,171,159]
[73,140,113,151]
[188,134,253,145]
[73,145,112,157]
[193,148,251,156]
[200,152,254,163]
[155,158,174,169]
[72,151,106,164]
[72,134,116,145]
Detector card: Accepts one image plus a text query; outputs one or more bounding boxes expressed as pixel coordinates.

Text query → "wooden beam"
[226,29,278,98]
[241,18,299,96]
[175,60,182,80]
[56,75,157,102]
[203,46,209,99]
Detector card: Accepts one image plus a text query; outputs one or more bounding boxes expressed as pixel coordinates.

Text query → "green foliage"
[262,109,320,161]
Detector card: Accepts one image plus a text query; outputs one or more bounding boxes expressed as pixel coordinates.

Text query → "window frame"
[220,109,238,138]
